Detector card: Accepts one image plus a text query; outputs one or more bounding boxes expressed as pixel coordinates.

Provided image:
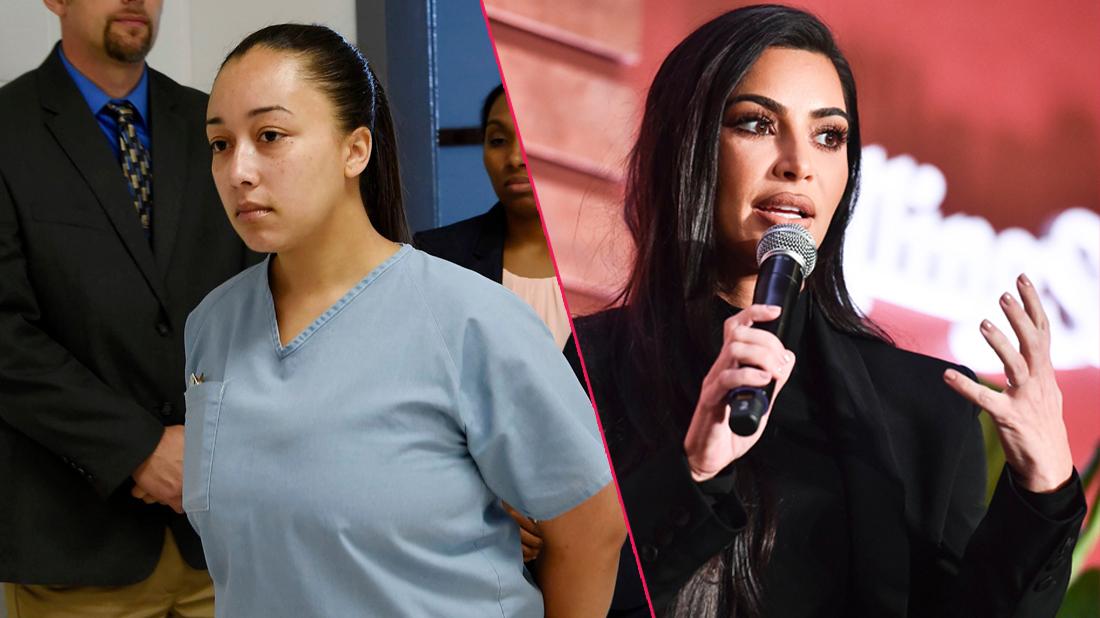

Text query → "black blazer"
[0,47,257,585]
[568,301,1086,617]
[413,202,506,283]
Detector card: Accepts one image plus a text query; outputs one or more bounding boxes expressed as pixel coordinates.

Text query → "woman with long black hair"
[567,5,1085,616]
[182,24,624,617]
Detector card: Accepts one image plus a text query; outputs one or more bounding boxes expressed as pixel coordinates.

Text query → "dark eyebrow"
[727,94,849,121]
[206,105,293,126]
[729,94,785,114]
[811,107,849,121]
[484,119,509,131]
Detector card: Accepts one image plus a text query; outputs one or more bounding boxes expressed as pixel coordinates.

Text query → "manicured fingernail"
[766,305,782,313]
[980,319,992,331]
[1018,273,1031,287]
[784,351,795,364]
[944,369,956,381]
[1000,293,1012,305]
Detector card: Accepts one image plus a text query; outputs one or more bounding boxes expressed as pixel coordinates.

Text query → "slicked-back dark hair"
[607,5,892,617]
[221,24,410,243]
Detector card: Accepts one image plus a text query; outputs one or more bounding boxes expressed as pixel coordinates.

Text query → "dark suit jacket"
[568,300,1086,617]
[413,202,506,283]
[0,47,257,585]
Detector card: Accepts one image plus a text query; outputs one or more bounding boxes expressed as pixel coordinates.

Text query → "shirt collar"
[58,45,150,125]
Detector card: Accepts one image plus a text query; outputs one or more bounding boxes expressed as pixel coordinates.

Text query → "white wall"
[0,0,357,92]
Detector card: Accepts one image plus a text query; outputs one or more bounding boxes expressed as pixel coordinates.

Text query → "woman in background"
[183,24,624,617]
[415,84,570,349]
[567,5,1085,617]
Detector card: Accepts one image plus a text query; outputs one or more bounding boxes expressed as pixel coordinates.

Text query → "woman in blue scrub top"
[183,24,626,617]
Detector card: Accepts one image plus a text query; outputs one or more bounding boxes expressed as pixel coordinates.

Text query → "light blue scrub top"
[182,245,612,617]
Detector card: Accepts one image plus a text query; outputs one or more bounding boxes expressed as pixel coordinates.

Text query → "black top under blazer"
[567,294,1086,617]
[0,47,257,585]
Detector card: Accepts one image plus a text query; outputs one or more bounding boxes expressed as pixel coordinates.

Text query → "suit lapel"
[37,49,170,310]
[808,304,911,615]
[148,69,187,277]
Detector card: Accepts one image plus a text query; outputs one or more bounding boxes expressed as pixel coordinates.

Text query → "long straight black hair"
[220,24,410,243]
[609,5,892,617]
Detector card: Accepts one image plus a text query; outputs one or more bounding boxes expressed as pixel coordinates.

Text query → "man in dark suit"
[0,1,255,615]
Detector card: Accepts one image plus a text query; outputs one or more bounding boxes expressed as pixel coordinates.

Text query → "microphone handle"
[726,254,803,436]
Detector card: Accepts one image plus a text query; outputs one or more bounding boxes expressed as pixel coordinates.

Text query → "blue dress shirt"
[58,46,151,157]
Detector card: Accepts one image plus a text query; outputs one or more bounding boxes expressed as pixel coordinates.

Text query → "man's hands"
[131,425,184,513]
[504,501,544,562]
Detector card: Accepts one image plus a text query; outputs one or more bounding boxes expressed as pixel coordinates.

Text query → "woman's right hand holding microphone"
[684,305,796,482]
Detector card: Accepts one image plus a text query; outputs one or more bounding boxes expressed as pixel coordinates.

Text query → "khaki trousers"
[4,529,213,618]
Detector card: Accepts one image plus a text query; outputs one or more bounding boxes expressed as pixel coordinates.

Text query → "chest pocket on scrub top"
[183,381,226,513]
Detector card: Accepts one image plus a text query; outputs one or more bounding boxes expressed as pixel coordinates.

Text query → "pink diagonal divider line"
[478,2,656,616]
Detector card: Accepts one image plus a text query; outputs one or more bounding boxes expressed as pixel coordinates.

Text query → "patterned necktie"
[105,101,153,241]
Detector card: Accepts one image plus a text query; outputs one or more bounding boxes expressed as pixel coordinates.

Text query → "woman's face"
[206,47,369,254]
[483,94,536,217]
[715,47,850,260]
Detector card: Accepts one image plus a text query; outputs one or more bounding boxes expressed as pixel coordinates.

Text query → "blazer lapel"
[37,49,170,310]
[472,202,506,283]
[808,304,911,615]
[148,69,187,277]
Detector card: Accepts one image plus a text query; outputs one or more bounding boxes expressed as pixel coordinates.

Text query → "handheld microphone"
[726,224,817,436]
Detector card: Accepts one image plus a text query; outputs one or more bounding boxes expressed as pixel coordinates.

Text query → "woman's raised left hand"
[943,273,1074,493]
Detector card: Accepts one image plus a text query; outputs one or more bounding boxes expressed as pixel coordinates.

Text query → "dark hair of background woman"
[607,5,892,617]
[481,83,506,135]
[221,24,410,243]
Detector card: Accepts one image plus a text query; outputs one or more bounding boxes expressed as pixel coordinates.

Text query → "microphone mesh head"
[756,224,817,276]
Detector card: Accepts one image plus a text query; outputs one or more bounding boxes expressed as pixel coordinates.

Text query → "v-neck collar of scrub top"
[261,244,412,359]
